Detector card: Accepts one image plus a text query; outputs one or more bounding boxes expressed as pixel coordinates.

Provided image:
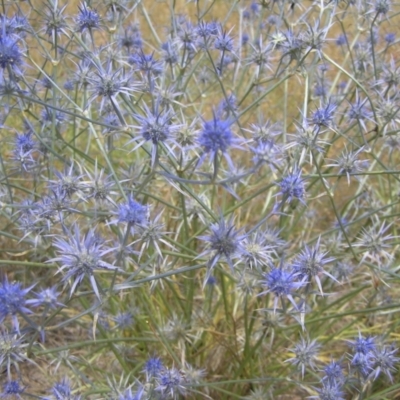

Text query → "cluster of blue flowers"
[0,0,399,398]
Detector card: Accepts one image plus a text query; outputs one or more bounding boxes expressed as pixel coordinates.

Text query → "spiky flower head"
[76,2,100,32]
[370,344,399,382]
[1,380,25,398]
[0,278,34,333]
[291,237,336,294]
[130,104,180,168]
[277,168,306,205]
[197,112,241,170]
[156,367,186,399]
[143,357,164,381]
[0,32,23,73]
[259,267,305,311]
[50,226,120,299]
[286,336,321,379]
[198,216,246,281]
[116,196,148,227]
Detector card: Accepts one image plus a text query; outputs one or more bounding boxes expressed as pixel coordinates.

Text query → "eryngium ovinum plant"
[0,0,399,398]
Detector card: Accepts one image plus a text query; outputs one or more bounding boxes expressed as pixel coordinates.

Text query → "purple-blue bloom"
[198,113,241,169]
[291,237,336,294]
[1,380,24,398]
[50,226,120,299]
[116,196,148,227]
[370,344,400,382]
[198,216,246,283]
[31,286,63,309]
[156,367,186,399]
[0,33,23,73]
[144,356,164,380]
[130,104,180,168]
[286,336,321,379]
[76,3,100,32]
[0,278,34,334]
[351,333,376,355]
[311,100,336,127]
[385,32,395,43]
[277,168,306,205]
[259,267,304,311]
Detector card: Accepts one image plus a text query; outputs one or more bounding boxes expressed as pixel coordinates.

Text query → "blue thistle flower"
[286,337,321,379]
[277,168,306,205]
[116,196,148,227]
[350,333,376,355]
[347,92,374,131]
[336,34,347,46]
[161,41,178,66]
[291,237,336,295]
[51,377,81,400]
[0,32,23,74]
[311,100,336,127]
[118,24,142,51]
[1,380,25,398]
[76,2,100,33]
[0,331,33,378]
[198,216,246,281]
[370,344,400,382]
[50,226,121,299]
[43,0,68,38]
[196,21,217,41]
[130,104,180,168]
[198,113,241,170]
[311,382,345,400]
[259,267,305,311]
[129,50,163,75]
[156,367,186,399]
[351,351,374,379]
[384,32,395,43]
[372,0,390,15]
[143,356,164,380]
[0,278,34,334]
[31,286,63,309]
[214,27,234,53]
[322,360,345,386]
[113,311,134,330]
[14,132,35,154]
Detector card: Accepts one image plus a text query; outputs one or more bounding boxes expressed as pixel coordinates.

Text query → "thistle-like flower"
[130,103,180,168]
[286,336,321,378]
[76,2,100,33]
[258,267,305,311]
[277,168,306,206]
[291,237,336,294]
[0,278,34,334]
[50,226,121,299]
[115,196,148,228]
[155,367,186,399]
[198,216,246,282]
[197,112,241,170]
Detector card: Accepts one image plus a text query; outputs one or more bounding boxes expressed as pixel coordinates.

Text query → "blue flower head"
[130,104,180,168]
[278,168,306,205]
[76,2,100,32]
[143,356,164,380]
[117,196,148,227]
[0,32,23,73]
[198,216,246,284]
[259,267,304,311]
[50,226,121,299]
[198,113,241,169]
[0,278,34,333]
